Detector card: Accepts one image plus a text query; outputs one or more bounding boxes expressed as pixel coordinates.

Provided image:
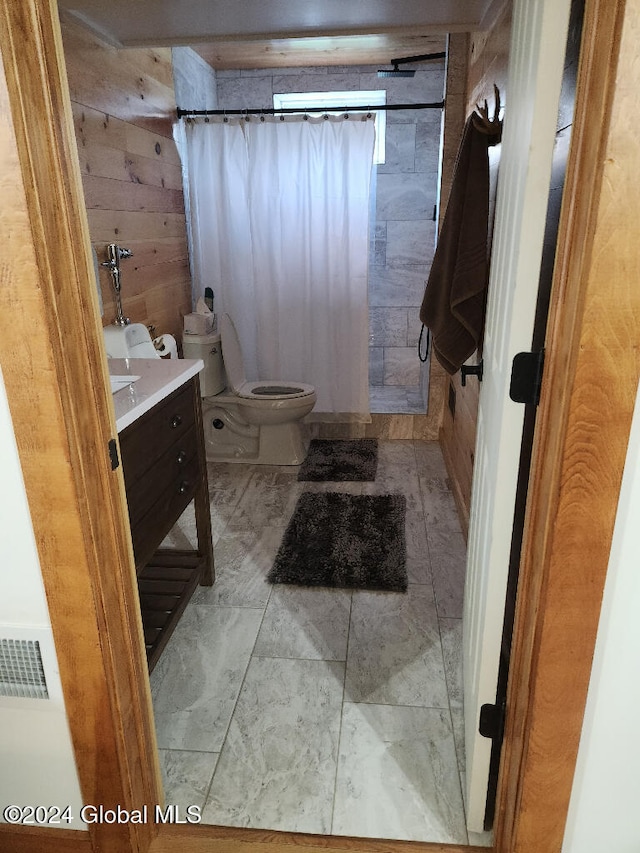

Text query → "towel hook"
[460,360,484,386]
[472,84,502,145]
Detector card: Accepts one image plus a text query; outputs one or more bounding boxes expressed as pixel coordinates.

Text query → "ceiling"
[58,0,504,68]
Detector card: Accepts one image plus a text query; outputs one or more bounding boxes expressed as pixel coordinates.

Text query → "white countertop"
[109,357,204,433]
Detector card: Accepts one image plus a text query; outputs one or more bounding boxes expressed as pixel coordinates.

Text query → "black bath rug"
[268,491,407,592]
[297,439,378,482]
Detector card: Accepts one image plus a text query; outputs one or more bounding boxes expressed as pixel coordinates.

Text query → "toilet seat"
[220,314,315,402]
[236,380,315,401]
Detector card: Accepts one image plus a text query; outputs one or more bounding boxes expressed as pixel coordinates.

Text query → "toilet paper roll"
[153,334,178,359]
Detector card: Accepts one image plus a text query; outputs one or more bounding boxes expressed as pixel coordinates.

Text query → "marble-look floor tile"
[158,749,219,811]
[205,464,253,539]
[191,528,281,609]
[429,528,467,619]
[451,705,466,774]
[206,461,252,494]
[153,440,470,842]
[151,605,263,752]
[202,657,345,834]
[226,475,299,534]
[440,617,463,709]
[253,586,352,661]
[422,486,467,618]
[376,438,418,473]
[375,442,422,497]
[404,489,433,586]
[345,584,448,708]
[414,440,451,490]
[208,492,244,540]
[333,702,467,844]
[161,501,199,550]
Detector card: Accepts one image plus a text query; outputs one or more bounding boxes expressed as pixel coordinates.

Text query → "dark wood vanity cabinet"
[119,376,213,671]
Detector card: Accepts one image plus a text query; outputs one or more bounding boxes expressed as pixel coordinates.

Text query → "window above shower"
[273,90,387,164]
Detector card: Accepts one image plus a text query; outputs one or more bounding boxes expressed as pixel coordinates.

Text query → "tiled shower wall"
[214,63,445,408]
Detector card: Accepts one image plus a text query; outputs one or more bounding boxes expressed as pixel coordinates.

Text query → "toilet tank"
[182,332,225,396]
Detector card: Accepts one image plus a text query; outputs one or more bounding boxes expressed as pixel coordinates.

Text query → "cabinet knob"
[170,414,183,429]
[176,450,187,464]
[178,480,189,495]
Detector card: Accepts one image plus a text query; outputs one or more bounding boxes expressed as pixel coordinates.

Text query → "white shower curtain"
[177,114,375,418]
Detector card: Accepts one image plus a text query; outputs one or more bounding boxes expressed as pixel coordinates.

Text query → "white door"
[463,0,573,832]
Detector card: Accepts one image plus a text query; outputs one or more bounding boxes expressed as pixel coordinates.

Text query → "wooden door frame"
[0,0,637,852]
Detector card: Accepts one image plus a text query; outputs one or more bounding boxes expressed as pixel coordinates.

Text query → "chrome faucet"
[101,244,133,326]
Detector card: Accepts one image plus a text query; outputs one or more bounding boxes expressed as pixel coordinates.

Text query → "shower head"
[377,51,447,78]
[377,63,416,78]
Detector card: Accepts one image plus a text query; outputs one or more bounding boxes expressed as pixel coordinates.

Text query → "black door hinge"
[479,700,506,741]
[509,349,545,405]
[108,438,120,471]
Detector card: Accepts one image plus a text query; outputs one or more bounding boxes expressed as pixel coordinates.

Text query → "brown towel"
[420,115,492,374]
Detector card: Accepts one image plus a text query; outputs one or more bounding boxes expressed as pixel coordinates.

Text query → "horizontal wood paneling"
[87,210,188,240]
[62,19,191,341]
[61,15,176,134]
[81,175,184,213]
[76,143,183,191]
[72,103,181,166]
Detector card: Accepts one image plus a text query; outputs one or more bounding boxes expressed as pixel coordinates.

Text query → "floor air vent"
[0,638,49,699]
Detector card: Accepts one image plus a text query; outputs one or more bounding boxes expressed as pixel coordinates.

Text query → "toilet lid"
[220,313,315,400]
[219,313,247,394]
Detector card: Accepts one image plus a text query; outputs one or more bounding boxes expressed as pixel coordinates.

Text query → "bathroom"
[58,4,508,846]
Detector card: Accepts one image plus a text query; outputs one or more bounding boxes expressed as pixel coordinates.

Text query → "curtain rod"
[176,101,445,119]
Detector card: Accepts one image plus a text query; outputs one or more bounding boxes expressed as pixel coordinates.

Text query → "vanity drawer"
[125,425,198,528]
[120,381,196,484]
[130,451,200,569]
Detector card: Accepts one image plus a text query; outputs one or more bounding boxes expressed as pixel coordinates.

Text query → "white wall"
[0,367,84,828]
[562,380,640,852]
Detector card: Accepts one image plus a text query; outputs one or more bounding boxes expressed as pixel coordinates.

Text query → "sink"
[110,374,140,394]
[103,323,159,359]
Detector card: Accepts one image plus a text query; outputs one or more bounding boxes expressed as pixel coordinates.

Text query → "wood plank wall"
[61,18,191,342]
[439,4,512,537]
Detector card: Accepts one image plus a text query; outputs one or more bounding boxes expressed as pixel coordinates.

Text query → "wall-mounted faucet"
[101,243,133,326]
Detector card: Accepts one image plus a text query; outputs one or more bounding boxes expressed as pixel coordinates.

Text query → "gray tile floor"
[152,440,492,846]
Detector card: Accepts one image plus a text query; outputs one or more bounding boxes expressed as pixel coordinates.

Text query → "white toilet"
[183,313,316,465]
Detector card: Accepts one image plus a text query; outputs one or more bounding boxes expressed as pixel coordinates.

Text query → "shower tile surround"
[214,65,444,413]
[152,441,493,847]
